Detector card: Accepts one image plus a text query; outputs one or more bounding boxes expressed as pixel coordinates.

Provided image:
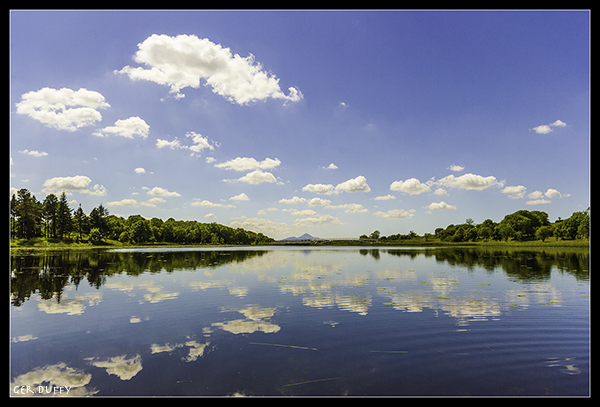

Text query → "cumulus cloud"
[390,178,430,195]
[325,203,368,213]
[526,199,551,205]
[15,87,109,131]
[303,183,334,195]
[502,185,527,199]
[204,213,216,218]
[375,194,396,200]
[229,217,290,236]
[334,175,371,193]
[115,34,302,105]
[156,132,216,156]
[215,157,281,171]
[134,167,146,174]
[289,209,318,217]
[92,116,149,139]
[279,196,306,204]
[43,175,107,196]
[106,199,138,207]
[373,209,416,219]
[433,188,448,196]
[447,164,464,172]
[435,173,502,190]
[292,214,345,228]
[146,186,181,197]
[323,163,338,170]
[19,149,48,157]
[230,169,278,185]
[307,197,332,206]
[531,119,567,134]
[191,199,235,208]
[424,201,457,211]
[229,193,249,201]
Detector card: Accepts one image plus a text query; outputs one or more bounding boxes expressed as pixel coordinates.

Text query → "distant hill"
[280,233,321,241]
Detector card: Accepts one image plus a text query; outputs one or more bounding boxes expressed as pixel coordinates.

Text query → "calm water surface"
[10,247,589,396]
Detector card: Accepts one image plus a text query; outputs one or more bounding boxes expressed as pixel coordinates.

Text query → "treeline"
[10,188,273,245]
[363,208,590,243]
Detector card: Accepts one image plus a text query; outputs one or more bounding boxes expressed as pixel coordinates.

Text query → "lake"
[10,246,589,396]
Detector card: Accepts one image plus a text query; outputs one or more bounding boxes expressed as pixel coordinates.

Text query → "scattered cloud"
[279,196,306,204]
[92,116,149,139]
[531,119,567,134]
[16,87,109,131]
[447,164,464,172]
[322,163,338,170]
[204,213,216,218]
[526,199,551,205]
[334,175,371,193]
[307,197,332,206]
[134,167,146,174]
[527,190,544,199]
[435,173,503,190]
[146,186,181,197]
[230,169,278,185]
[191,199,235,208]
[19,149,48,157]
[229,217,290,236]
[390,178,430,195]
[433,188,448,196]
[373,209,416,219]
[156,132,217,156]
[43,175,107,196]
[289,209,317,217]
[215,157,281,171]
[229,193,250,201]
[374,194,396,200]
[544,188,565,198]
[292,214,345,228]
[205,157,216,163]
[106,198,138,207]
[325,203,368,213]
[115,34,302,105]
[424,201,457,211]
[147,197,165,204]
[302,183,334,195]
[502,185,527,199]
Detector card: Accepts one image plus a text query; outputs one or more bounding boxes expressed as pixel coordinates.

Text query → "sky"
[10,10,590,239]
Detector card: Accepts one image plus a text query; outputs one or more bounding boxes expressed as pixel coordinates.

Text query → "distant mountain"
[280,233,320,241]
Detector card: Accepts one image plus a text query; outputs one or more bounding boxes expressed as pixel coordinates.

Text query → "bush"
[89,228,103,245]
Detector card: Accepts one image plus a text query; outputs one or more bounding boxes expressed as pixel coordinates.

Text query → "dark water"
[10,246,589,396]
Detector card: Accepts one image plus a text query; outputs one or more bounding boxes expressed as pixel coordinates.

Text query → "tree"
[42,194,58,238]
[89,204,109,237]
[13,189,42,239]
[370,230,381,240]
[89,228,103,244]
[535,225,554,242]
[73,204,88,241]
[56,192,72,240]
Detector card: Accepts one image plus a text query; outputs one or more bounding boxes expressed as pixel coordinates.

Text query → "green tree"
[535,225,554,242]
[370,230,381,240]
[56,192,72,240]
[13,189,42,239]
[73,204,88,241]
[42,194,58,238]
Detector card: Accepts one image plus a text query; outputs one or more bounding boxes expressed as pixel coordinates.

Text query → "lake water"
[10,246,589,396]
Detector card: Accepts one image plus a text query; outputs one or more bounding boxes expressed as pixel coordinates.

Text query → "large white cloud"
[116,34,303,105]
[502,185,527,199]
[334,175,371,193]
[302,183,334,195]
[390,178,430,195]
[234,169,278,185]
[92,116,149,139]
[146,186,181,197]
[215,157,281,171]
[43,175,107,196]
[424,201,457,211]
[16,87,109,131]
[435,173,502,190]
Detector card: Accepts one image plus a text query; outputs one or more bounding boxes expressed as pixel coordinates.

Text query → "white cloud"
[205,157,216,163]
[289,209,318,216]
[204,213,216,218]
[435,173,502,190]
[233,169,278,185]
[373,209,415,219]
[323,163,338,170]
[374,194,396,200]
[433,188,448,196]
[229,217,290,236]
[447,164,464,172]
[146,186,181,197]
[334,175,371,193]
[390,178,430,195]
[115,34,302,105]
[92,116,149,139]
[528,190,544,199]
[279,196,307,204]
[134,167,146,174]
[292,214,345,228]
[106,199,138,207]
[531,120,567,134]
[191,199,235,208]
[526,199,551,205]
[43,175,107,196]
[307,197,332,206]
[229,193,250,201]
[502,185,527,199]
[19,149,48,157]
[215,157,281,171]
[325,203,368,213]
[16,87,109,131]
[544,188,562,198]
[424,201,457,211]
[302,183,334,195]
[156,132,216,155]
[86,354,142,381]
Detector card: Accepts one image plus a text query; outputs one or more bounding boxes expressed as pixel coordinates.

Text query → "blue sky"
[10,10,589,239]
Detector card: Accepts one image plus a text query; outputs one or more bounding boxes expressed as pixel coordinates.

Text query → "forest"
[10,188,273,245]
[362,208,590,243]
